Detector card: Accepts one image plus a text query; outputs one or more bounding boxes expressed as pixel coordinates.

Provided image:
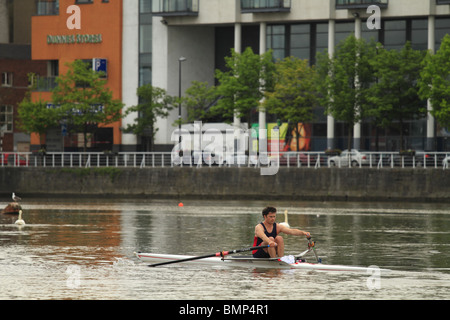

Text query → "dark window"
[384,20,406,50]
[267,25,286,61]
[436,18,450,50]
[411,19,428,51]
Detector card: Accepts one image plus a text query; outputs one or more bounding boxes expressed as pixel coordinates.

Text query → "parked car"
[1,153,28,166]
[190,150,239,166]
[443,155,450,168]
[392,150,435,167]
[328,149,369,167]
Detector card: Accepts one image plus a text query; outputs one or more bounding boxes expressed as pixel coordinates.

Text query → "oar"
[148,244,271,267]
[307,237,322,263]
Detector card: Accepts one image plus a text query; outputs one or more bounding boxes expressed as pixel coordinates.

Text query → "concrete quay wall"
[0,167,449,202]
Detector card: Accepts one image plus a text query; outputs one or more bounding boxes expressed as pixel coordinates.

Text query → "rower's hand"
[306,234,315,248]
[269,240,277,247]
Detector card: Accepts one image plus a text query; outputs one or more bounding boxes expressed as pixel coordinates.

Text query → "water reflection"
[0,199,449,299]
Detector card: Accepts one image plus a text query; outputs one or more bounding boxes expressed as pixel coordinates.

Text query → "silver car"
[328,149,369,167]
[443,155,450,168]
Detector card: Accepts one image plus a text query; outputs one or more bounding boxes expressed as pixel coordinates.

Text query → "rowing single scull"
[135,252,384,273]
[134,241,390,273]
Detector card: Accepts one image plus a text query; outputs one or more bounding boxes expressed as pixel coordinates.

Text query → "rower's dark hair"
[262,206,277,217]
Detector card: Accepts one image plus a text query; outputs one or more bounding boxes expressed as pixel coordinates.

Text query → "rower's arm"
[255,225,273,244]
[279,224,310,238]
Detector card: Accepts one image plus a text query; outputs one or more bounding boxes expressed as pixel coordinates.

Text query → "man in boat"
[253,206,310,258]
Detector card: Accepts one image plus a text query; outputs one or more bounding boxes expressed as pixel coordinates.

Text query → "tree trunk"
[399,118,405,150]
[347,124,353,151]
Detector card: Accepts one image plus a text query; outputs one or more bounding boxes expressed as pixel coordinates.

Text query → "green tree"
[122,84,175,151]
[419,34,450,131]
[368,42,426,150]
[181,81,218,123]
[214,47,275,125]
[52,60,124,152]
[264,57,318,151]
[18,90,59,147]
[317,35,377,151]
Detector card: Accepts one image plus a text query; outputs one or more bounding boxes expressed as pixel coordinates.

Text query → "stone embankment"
[0,167,449,202]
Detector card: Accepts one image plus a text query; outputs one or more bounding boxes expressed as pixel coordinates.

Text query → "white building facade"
[124,0,450,151]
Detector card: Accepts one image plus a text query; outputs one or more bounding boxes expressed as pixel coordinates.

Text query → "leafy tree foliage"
[419,34,450,130]
[213,47,275,125]
[122,84,175,151]
[52,60,124,151]
[317,35,377,150]
[264,57,318,151]
[368,42,426,150]
[18,92,59,145]
[181,81,219,123]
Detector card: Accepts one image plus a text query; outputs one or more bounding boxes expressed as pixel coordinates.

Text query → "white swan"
[15,210,25,226]
[279,210,290,228]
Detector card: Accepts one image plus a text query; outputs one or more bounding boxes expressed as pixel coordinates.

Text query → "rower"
[252,206,311,258]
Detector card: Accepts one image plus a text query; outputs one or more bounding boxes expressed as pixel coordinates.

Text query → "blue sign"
[93,58,107,78]
[61,123,67,137]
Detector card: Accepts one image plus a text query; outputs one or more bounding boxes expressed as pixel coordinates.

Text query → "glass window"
[140,1,153,86]
[140,0,152,13]
[290,24,310,61]
[140,66,152,86]
[140,24,152,54]
[411,19,428,51]
[153,0,198,13]
[316,23,329,55]
[267,22,328,64]
[335,22,354,46]
[362,20,379,42]
[291,24,309,34]
[335,0,388,9]
[267,25,286,60]
[241,0,291,11]
[385,20,406,30]
[0,105,13,132]
[436,18,450,50]
[384,20,406,50]
[291,34,309,45]
[1,72,13,87]
[140,53,152,65]
[36,0,59,15]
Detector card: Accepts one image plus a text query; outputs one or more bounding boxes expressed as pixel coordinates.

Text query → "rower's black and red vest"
[252,222,278,254]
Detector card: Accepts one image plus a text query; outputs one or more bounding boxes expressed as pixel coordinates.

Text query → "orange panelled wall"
[31,0,123,146]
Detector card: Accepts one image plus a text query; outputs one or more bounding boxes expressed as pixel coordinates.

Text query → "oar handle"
[307,237,321,263]
[227,244,270,255]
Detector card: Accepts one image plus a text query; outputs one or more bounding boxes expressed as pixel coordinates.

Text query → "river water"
[1,198,449,302]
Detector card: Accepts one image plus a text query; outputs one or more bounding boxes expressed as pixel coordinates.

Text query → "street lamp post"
[178,56,187,143]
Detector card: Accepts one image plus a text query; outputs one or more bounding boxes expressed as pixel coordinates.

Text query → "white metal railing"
[0,151,449,169]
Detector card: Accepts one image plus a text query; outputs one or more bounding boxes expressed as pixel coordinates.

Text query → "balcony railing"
[152,0,199,16]
[36,0,59,16]
[241,0,291,13]
[336,0,388,9]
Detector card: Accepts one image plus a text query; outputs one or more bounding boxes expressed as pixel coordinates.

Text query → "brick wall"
[0,56,47,151]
